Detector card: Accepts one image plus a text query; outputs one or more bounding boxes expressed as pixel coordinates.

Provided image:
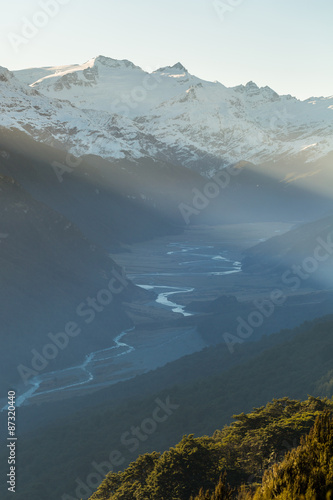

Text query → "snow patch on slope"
[4,56,333,172]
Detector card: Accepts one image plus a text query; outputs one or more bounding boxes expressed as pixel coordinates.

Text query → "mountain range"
[0,55,331,177]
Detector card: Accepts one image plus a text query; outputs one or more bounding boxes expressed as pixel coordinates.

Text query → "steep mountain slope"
[19,57,201,117]
[0,65,168,162]
[242,214,333,288]
[0,173,145,387]
[0,129,202,248]
[135,79,333,174]
[12,56,333,173]
[87,406,333,500]
[1,127,332,235]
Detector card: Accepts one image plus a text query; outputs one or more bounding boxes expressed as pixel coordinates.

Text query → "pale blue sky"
[1,0,332,100]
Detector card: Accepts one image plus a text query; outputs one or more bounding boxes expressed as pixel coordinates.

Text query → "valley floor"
[18,221,332,407]
[18,223,292,403]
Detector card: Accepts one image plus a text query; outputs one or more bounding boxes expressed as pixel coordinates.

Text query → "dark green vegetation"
[248,411,333,499]
[89,398,333,500]
[2,315,333,499]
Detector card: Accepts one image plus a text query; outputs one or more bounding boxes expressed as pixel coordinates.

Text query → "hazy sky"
[1,0,332,100]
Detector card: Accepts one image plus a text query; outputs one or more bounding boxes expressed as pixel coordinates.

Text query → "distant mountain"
[242,214,333,288]
[6,55,333,175]
[0,65,161,162]
[14,57,203,117]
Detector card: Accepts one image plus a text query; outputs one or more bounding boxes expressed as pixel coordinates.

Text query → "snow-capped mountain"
[15,57,202,117]
[0,65,169,160]
[1,55,332,175]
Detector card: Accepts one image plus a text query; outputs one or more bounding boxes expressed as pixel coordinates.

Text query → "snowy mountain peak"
[0,67,14,83]
[91,55,141,70]
[30,56,144,93]
[246,80,259,89]
[4,56,333,172]
[156,62,188,75]
[0,66,39,97]
[233,81,280,102]
[172,62,187,72]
